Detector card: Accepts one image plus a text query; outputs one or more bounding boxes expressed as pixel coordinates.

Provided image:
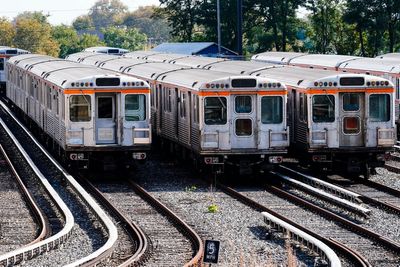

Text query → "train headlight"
[204,157,219,164]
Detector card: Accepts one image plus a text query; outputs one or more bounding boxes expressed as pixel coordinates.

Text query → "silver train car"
[123,51,396,178]
[0,46,30,95]
[251,52,400,137]
[67,52,290,173]
[6,54,151,170]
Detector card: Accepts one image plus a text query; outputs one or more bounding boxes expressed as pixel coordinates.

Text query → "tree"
[102,26,147,50]
[122,6,171,45]
[78,33,104,50]
[52,25,81,58]
[89,0,128,29]
[72,15,95,32]
[156,0,200,41]
[14,18,59,56]
[0,17,15,46]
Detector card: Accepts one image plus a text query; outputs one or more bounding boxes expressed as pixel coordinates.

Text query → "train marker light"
[269,156,282,163]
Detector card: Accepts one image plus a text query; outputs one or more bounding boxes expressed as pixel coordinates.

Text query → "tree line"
[0,0,171,58]
[0,0,399,58]
[157,0,400,57]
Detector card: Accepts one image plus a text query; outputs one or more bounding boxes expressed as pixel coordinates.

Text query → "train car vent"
[232,79,257,88]
[297,79,303,85]
[340,77,365,86]
[96,77,120,86]
[61,80,67,86]
[119,66,124,71]
[192,81,198,87]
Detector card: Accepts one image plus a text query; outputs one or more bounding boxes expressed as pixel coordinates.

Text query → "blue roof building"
[152,42,238,58]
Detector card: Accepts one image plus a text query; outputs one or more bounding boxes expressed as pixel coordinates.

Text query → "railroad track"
[81,175,203,266]
[219,180,400,266]
[0,101,117,266]
[0,144,48,255]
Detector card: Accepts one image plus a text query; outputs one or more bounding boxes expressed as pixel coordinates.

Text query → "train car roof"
[141,53,189,62]
[375,53,400,60]
[123,62,191,80]
[339,58,400,74]
[170,56,227,68]
[289,54,360,69]
[204,60,275,74]
[252,66,391,88]
[8,54,147,89]
[251,51,306,64]
[157,68,285,90]
[65,51,98,62]
[124,51,162,59]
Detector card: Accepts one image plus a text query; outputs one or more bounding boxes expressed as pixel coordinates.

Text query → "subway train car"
[7,54,151,170]
[122,52,395,178]
[252,52,400,137]
[67,52,290,173]
[0,46,30,95]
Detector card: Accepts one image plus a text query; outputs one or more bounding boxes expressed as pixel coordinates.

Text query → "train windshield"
[125,94,146,121]
[261,96,283,124]
[312,95,335,123]
[369,94,390,122]
[204,97,227,125]
[70,95,91,122]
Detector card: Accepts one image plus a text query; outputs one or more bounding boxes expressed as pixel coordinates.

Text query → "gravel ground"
[133,155,315,267]
[0,161,38,254]
[371,166,400,190]
[239,186,400,266]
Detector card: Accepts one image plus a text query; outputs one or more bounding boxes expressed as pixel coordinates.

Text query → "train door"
[95,93,116,144]
[339,92,364,147]
[230,94,257,149]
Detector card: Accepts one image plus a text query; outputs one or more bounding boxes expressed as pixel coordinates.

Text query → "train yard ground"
[0,99,399,266]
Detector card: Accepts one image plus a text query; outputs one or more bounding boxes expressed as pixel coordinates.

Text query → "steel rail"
[0,144,50,246]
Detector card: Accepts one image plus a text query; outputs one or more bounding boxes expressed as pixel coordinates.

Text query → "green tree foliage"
[89,0,128,29]
[14,17,59,56]
[72,15,95,32]
[78,33,104,49]
[52,25,81,58]
[0,18,15,46]
[122,6,171,44]
[102,26,147,50]
[157,0,200,41]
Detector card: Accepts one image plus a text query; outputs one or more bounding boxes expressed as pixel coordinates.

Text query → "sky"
[0,0,161,25]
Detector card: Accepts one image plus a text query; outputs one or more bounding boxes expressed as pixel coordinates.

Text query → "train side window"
[70,95,91,122]
[46,86,52,110]
[312,95,335,123]
[397,78,400,100]
[0,58,4,70]
[299,93,304,121]
[261,96,283,124]
[125,94,146,121]
[167,89,172,112]
[180,92,186,118]
[193,95,199,123]
[369,94,390,122]
[204,97,227,125]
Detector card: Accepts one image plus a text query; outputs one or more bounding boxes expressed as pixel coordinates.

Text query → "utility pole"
[237,0,243,56]
[217,0,222,56]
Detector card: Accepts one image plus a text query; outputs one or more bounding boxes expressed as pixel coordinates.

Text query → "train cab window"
[235,96,252,113]
[70,95,91,122]
[343,93,359,111]
[235,119,252,136]
[299,93,307,122]
[204,97,227,125]
[312,95,335,123]
[0,58,4,71]
[369,94,390,122]
[125,94,146,121]
[261,96,283,124]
